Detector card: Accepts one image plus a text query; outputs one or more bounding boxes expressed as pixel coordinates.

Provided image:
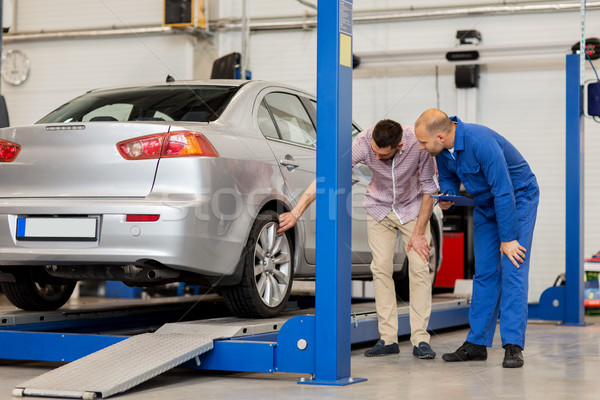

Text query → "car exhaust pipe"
[44,264,181,283]
[144,267,180,280]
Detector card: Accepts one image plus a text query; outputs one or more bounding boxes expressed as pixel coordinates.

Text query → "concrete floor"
[0,309,599,400]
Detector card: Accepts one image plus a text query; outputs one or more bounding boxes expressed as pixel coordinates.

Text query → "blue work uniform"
[436,116,539,349]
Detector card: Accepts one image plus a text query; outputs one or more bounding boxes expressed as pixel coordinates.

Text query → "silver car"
[0,80,443,317]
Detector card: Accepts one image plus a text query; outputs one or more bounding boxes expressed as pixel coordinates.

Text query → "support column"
[305,0,364,385]
[564,53,586,325]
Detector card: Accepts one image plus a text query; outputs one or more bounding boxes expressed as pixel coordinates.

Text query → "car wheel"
[394,225,439,301]
[0,267,77,311]
[223,210,293,318]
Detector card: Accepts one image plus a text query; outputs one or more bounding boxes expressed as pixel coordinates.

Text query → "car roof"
[86,79,314,97]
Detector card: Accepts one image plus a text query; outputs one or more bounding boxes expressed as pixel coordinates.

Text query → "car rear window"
[36,85,242,124]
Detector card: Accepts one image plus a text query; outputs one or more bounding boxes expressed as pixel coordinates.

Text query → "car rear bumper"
[0,196,250,279]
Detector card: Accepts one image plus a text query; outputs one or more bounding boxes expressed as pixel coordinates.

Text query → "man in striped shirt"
[277,119,439,358]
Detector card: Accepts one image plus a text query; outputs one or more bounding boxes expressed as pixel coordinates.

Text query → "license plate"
[16,217,99,241]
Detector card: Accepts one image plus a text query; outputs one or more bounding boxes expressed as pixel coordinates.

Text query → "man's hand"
[407,234,431,262]
[437,201,454,210]
[277,211,299,235]
[500,240,527,268]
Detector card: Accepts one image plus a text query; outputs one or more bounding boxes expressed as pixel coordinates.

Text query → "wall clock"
[1,49,30,86]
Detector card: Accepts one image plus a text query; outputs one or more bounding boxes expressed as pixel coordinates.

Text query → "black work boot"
[442,341,487,362]
[502,344,524,368]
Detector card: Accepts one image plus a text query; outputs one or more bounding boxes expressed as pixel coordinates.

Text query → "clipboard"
[431,194,475,206]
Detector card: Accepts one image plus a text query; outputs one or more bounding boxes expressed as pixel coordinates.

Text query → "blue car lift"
[0,1,472,398]
[528,50,587,325]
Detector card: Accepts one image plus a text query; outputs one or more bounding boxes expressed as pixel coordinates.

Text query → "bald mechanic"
[414,109,539,368]
[278,119,439,359]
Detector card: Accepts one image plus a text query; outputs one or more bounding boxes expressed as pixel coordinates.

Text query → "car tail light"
[117,131,218,160]
[162,131,218,158]
[126,214,160,222]
[117,134,163,160]
[0,139,21,162]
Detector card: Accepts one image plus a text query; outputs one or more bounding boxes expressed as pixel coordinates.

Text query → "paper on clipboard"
[431,195,475,206]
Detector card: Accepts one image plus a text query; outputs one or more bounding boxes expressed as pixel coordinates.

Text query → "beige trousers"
[367,211,432,346]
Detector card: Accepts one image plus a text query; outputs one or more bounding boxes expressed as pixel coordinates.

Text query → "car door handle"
[279,159,300,171]
[352,178,360,185]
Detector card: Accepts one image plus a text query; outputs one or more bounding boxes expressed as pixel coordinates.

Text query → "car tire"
[1,267,76,311]
[394,225,439,301]
[223,210,294,318]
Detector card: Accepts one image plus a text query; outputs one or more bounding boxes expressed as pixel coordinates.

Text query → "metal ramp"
[12,318,287,399]
[4,299,470,398]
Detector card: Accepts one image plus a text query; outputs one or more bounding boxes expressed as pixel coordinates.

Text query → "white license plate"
[16,217,99,241]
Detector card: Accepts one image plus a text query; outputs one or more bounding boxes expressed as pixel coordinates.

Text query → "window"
[37,85,242,124]
[153,110,174,121]
[307,98,363,140]
[82,103,133,122]
[308,99,317,115]
[264,93,316,147]
[257,101,279,139]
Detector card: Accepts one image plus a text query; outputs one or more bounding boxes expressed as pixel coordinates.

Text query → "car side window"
[257,101,280,139]
[308,98,362,140]
[308,99,317,115]
[264,93,316,148]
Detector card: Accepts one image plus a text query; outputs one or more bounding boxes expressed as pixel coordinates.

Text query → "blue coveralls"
[436,117,539,349]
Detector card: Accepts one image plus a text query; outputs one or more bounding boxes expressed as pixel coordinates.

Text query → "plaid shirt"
[352,125,438,223]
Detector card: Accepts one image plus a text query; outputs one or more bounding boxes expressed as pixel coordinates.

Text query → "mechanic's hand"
[277,211,298,235]
[437,201,454,210]
[407,234,431,262]
[500,240,527,268]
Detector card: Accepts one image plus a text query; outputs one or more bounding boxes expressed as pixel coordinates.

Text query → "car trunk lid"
[0,122,171,198]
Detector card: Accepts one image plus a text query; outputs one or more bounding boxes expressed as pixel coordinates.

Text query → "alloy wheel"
[253,222,292,307]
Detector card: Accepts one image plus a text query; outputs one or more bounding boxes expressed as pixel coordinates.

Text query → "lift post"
[528,54,586,325]
[564,53,586,325]
[308,0,359,386]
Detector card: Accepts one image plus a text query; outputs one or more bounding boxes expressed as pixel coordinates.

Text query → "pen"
[433,193,445,207]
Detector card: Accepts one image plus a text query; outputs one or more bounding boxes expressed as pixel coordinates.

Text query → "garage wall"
[217,0,600,302]
[14,0,163,31]
[1,0,203,125]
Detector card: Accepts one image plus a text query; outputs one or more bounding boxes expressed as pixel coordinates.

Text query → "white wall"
[14,0,163,31]
[218,0,600,302]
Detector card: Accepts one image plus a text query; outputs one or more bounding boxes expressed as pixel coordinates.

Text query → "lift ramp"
[7,298,469,398]
[12,318,287,399]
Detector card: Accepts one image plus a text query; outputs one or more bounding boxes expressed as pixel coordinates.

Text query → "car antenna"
[166,75,175,83]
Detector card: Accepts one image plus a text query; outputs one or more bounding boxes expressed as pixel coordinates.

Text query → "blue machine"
[587,81,600,116]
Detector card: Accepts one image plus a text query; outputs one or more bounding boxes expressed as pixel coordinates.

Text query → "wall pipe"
[209,1,600,32]
[2,26,205,43]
